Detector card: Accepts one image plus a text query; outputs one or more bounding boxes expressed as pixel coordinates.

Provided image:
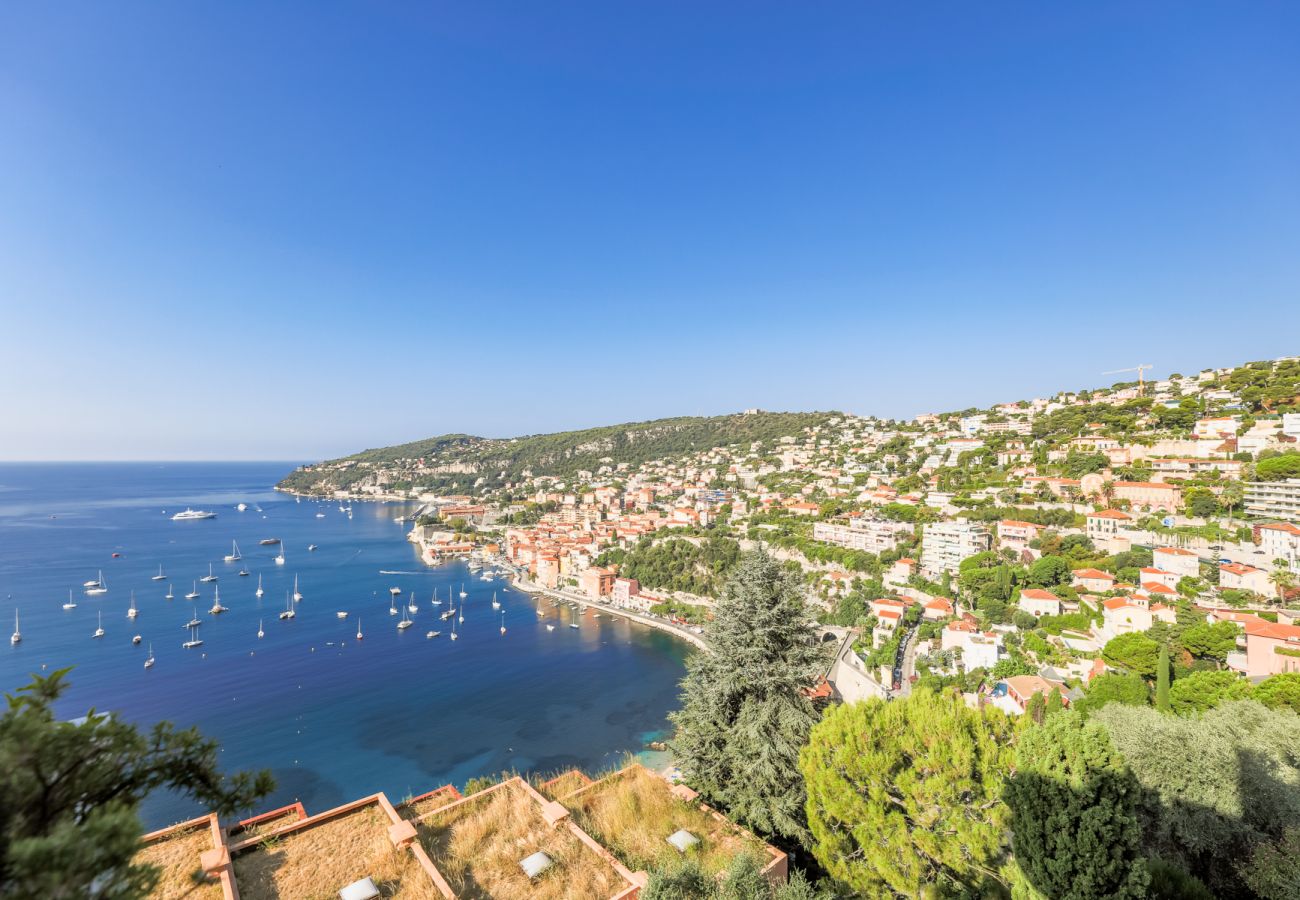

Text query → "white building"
[811,519,909,555]
[920,522,992,578]
[1245,480,1300,522]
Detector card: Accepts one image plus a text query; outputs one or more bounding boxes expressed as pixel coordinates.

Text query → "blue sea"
[0,463,690,827]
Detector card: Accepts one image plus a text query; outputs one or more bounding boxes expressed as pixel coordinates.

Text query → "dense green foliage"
[0,670,274,897]
[669,551,826,843]
[1255,451,1300,481]
[801,689,1016,897]
[1073,673,1150,716]
[1006,710,1149,900]
[1251,672,1300,714]
[1180,620,1240,663]
[597,535,742,597]
[279,411,840,495]
[1168,670,1252,714]
[1102,633,1160,678]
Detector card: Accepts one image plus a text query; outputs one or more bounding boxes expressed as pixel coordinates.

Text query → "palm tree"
[1269,562,1296,606]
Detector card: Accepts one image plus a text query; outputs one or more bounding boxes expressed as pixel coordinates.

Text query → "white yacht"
[152,564,167,581]
[126,592,138,619]
[278,592,295,620]
[83,574,104,588]
[397,606,413,630]
[164,583,174,600]
[200,564,218,583]
[132,634,142,645]
[224,541,241,562]
[356,618,364,640]
[182,624,203,648]
[86,571,108,595]
[172,508,216,521]
[307,544,317,552]
[144,643,155,668]
[209,586,227,614]
[336,611,348,619]
[185,581,200,600]
[237,503,248,512]
[258,619,264,639]
[10,610,20,645]
[491,592,501,611]
[459,584,468,599]
[185,608,202,628]
[292,575,302,602]
[407,593,418,614]
[274,544,285,566]
[255,574,264,598]
[63,590,77,610]
[93,612,105,638]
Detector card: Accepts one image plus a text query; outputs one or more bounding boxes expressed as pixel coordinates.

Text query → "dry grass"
[232,805,437,900]
[230,807,303,841]
[136,824,222,900]
[417,780,626,900]
[399,787,462,821]
[536,770,592,801]
[565,766,764,876]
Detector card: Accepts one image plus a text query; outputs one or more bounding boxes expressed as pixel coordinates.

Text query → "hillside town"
[288,356,1300,716]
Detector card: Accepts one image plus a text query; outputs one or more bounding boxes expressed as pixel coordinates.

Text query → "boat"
[209,586,227,614]
[458,604,465,624]
[500,610,506,635]
[238,565,250,577]
[430,588,442,606]
[425,629,440,638]
[307,544,317,552]
[459,583,467,599]
[83,574,103,588]
[257,619,264,639]
[255,574,264,598]
[224,541,241,562]
[144,643,155,668]
[111,552,121,558]
[93,611,105,639]
[259,538,281,546]
[356,618,363,640]
[152,564,167,581]
[200,564,218,583]
[132,634,142,645]
[165,584,174,600]
[278,592,295,620]
[449,616,458,641]
[237,503,248,511]
[388,587,402,596]
[274,544,285,566]
[171,508,216,521]
[185,581,200,600]
[63,590,77,610]
[397,606,412,631]
[10,610,19,645]
[292,575,302,602]
[185,608,202,628]
[441,606,455,621]
[407,593,418,614]
[336,611,348,619]
[182,624,203,648]
[389,593,398,615]
[492,592,501,611]
[127,592,138,619]
[569,608,579,629]
[315,512,326,518]
[86,571,108,595]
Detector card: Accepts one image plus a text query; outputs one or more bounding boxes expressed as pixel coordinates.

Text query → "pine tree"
[668,549,826,844]
[1006,710,1150,900]
[1156,644,1171,711]
[800,689,1015,896]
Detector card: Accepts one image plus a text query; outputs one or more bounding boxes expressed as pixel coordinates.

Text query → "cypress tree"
[668,549,826,843]
[1156,644,1171,712]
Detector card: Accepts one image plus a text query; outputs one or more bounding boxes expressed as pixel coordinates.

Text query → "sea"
[0,462,691,828]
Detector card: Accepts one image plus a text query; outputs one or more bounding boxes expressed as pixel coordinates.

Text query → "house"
[997,520,1042,552]
[1086,509,1132,540]
[990,675,1072,716]
[1242,619,1300,678]
[1018,588,1062,618]
[922,596,955,620]
[940,620,1000,670]
[885,557,916,589]
[1153,547,1200,579]
[1257,522,1300,570]
[1219,563,1272,596]
[1112,481,1181,512]
[1072,568,1117,593]
[1099,596,1154,641]
[1139,567,1180,590]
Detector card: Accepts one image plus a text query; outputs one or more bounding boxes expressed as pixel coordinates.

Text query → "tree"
[1179,621,1239,664]
[1102,632,1161,678]
[1006,711,1149,900]
[1155,644,1171,711]
[1027,555,1071,588]
[669,550,826,843]
[801,690,1015,897]
[1269,562,1296,604]
[1238,827,1300,900]
[1073,673,1149,716]
[1167,670,1251,715]
[0,670,274,897]
[1095,700,1300,897]
[1252,672,1300,714]
[1255,452,1300,481]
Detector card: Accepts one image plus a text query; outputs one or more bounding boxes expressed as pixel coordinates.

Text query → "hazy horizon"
[4,2,1298,460]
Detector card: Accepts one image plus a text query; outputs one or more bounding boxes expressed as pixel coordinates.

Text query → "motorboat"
[171,509,216,521]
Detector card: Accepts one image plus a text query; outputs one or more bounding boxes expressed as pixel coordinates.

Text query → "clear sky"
[2,2,1298,461]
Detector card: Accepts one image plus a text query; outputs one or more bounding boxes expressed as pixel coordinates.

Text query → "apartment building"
[1245,480,1300,522]
[920,521,991,578]
[811,519,909,554]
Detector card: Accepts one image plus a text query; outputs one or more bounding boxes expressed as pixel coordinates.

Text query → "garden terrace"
[399,785,463,821]
[136,814,227,900]
[536,769,593,801]
[228,795,440,900]
[559,764,786,882]
[412,777,638,899]
[225,802,307,842]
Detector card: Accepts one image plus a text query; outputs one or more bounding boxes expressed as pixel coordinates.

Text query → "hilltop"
[276,410,841,498]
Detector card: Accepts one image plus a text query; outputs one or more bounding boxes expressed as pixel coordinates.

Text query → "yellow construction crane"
[1102,364,1154,395]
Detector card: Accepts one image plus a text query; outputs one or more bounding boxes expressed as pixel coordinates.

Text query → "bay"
[0,462,689,827]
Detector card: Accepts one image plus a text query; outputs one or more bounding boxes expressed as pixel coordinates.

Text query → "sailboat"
[255,574,264,598]
[185,607,202,628]
[63,590,77,610]
[144,643,155,668]
[224,540,241,562]
[209,586,227,614]
[152,564,167,581]
[569,607,580,629]
[278,592,295,620]
[292,575,302,602]
[458,602,465,624]
[535,597,543,618]
[132,634,142,644]
[185,581,199,600]
[274,543,286,566]
[238,563,250,577]
[164,583,174,600]
[127,592,138,619]
[200,563,218,583]
[459,583,467,599]
[257,618,264,639]
[407,592,418,614]
[431,588,442,606]
[86,571,107,595]
[492,591,501,610]
[500,610,506,635]
[10,610,20,644]
[182,624,203,649]
[440,603,455,620]
[83,572,104,588]
[356,618,363,641]
[449,614,458,641]
[93,611,105,638]
[397,604,413,630]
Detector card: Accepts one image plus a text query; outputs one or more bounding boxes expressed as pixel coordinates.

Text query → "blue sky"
[2,2,1298,460]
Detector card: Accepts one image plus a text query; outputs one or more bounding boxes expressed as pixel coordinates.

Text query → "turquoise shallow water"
[0,462,690,827]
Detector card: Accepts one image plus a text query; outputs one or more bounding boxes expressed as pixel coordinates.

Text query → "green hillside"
[277,411,840,497]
